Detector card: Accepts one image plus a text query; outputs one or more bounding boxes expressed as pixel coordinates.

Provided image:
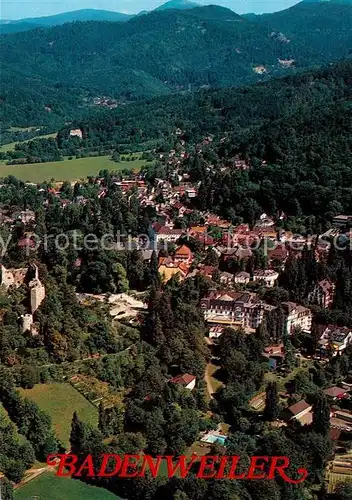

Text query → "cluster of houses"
[1,140,352,366]
[282,384,352,433]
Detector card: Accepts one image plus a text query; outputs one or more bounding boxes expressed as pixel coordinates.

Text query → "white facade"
[253,270,279,287]
[282,302,312,334]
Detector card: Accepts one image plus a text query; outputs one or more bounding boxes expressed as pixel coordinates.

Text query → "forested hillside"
[54,61,352,153]
[7,61,351,224]
[1,3,351,128]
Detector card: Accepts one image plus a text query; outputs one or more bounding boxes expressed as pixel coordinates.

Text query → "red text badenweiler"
[46,454,308,483]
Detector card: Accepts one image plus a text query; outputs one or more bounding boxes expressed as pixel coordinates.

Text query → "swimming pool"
[202,434,227,445]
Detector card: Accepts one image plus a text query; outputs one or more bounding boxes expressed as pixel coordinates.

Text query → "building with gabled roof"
[169,373,196,390]
[281,301,312,334]
[174,244,193,264]
[316,325,352,357]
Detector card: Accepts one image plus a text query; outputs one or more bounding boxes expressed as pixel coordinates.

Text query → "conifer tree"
[264,382,279,421]
[312,393,330,435]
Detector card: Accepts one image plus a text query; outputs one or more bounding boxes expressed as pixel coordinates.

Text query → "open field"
[0,156,145,182]
[0,133,57,153]
[19,383,98,448]
[15,471,118,499]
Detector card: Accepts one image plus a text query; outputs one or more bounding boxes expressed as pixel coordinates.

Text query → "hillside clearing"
[0,133,57,152]
[19,383,98,448]
[0,155,145,182]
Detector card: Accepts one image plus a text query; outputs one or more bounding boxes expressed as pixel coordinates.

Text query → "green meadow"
[19,383,98,448]
[0,156,145,182]
[15,471,119,500]
[0,133,58,153]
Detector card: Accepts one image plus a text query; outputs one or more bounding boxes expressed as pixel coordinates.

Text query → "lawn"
[19,383,98,448]
[207,362,224,393]
[0,156,145,182]
[0,133,57,153]
[15,471,119,499]
[0,401,10,423]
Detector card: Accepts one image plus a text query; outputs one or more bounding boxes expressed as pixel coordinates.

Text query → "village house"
[154,226,184,243]
[174,244,193,264]
[69,128,83,139]
[314,241,331,262]
[193,233,215,248]
[333,214,352,227]
[262,343,285,370]
[268,245,289,268]
[329,412,352,432]
[253,269,279,287]
[169,374,196,390]
[158,256,189,283]
[308,279,335,308]
[219,271,234,286]
[234,271,250,284]
[281,301,312,334]
[323,386,349,401]
[185,187,197,198]
[283,400,313,425]
[209,325,225,339]
[330,409,352,427]
[114,179,147,194]
[316,325,352,357]
[197,265,216,280]
[219,246,253,264]
[232,157,249,171]
[255,213,275,228]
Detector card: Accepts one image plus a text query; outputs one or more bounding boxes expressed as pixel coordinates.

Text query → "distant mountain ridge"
[155,0,199,10]
[1,3,351,127]
[302,0,352,3]
[0,9,133,34]
[0,2,201,34]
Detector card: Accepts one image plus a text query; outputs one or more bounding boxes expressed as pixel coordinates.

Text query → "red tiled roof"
[175,244,192,257]
[156,226,183,235]
[18,238,36,248]
[170,374,196,386]
[269,245,289,260]
[178,262,190,274]
[288,400,311,416]
[324,386,347,398]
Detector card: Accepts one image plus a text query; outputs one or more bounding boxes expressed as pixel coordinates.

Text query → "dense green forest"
[1,3,351,128]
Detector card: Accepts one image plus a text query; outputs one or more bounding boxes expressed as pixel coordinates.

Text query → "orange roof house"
[158,264,187,283]
[174,244,193,263]
[189,226,206,234]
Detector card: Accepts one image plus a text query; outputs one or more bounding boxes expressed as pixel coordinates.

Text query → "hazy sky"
[2,0,300,20]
